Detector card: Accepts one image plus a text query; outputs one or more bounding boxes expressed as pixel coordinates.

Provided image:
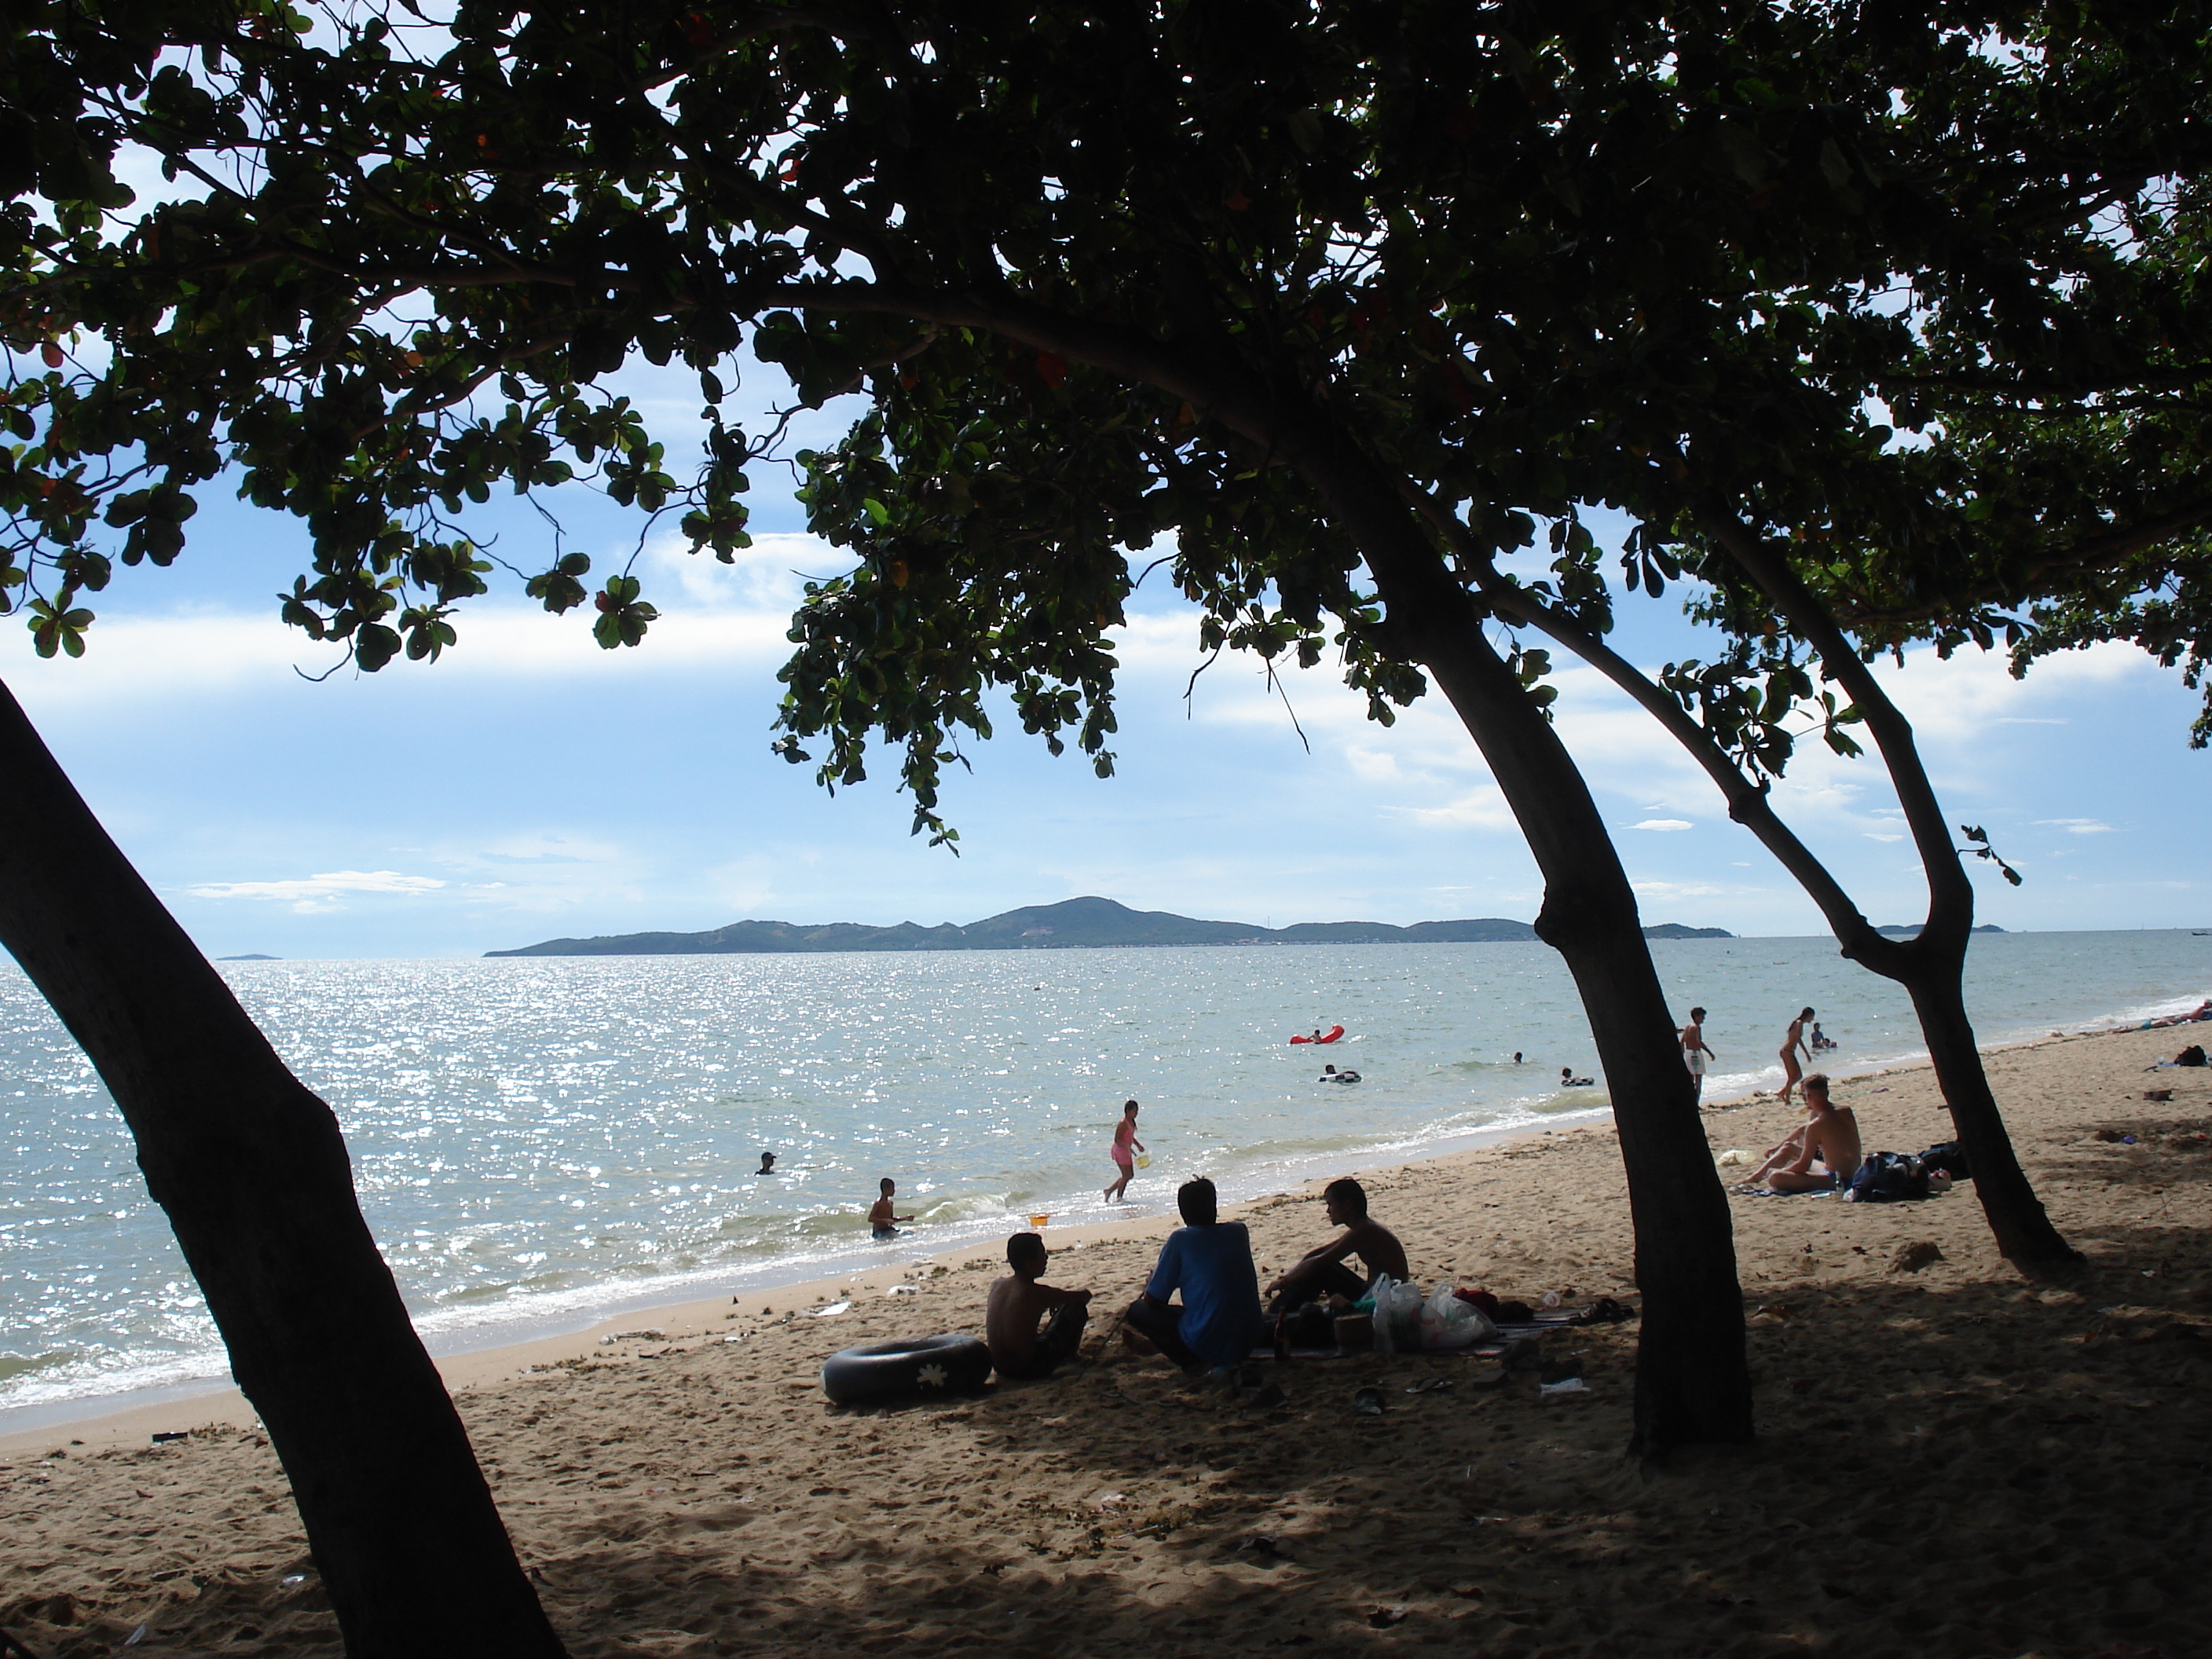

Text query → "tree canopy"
[6,1,2209,791]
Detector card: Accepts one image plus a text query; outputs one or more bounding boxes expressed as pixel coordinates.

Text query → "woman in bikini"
[1103,1099,1145,1203]
[1778,1006,1815,1106]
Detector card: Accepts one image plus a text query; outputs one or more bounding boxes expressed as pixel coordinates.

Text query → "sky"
[5,354,2209,960]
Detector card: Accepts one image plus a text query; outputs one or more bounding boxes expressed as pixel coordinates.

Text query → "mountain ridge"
[485,895,1734,957]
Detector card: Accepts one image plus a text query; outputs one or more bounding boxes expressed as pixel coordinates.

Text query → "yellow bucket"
[1027,1213,1051,1228]
[1136,1153,1152,1169]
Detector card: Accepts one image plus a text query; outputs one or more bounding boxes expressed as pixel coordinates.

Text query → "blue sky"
[5,356,2207,958]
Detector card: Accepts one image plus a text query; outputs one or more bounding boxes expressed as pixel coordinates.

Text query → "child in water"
[868,1178,915,1240]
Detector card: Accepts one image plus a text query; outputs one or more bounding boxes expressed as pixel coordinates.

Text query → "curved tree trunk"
[1893,944,2079,1265]
[0,682,566,1659]
[1488,576,2078,1265]
[1296,449,1753,1455]
[1703,517,2081,1269]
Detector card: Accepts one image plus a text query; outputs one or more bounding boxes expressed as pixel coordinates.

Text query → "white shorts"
[1684,1050,1708,1077]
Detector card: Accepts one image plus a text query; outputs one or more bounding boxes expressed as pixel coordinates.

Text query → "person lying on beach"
[985,1232,1093,1381]
[1121,1177,1264,1375]
[1263,1177,1409,1318]
[868,1178,916,1240]
[1748,1075,1861,1192]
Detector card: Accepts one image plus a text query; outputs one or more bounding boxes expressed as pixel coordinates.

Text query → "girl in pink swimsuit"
[1103,1099,1145,1203]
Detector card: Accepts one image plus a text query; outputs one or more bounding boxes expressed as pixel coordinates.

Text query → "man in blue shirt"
[1122,1177,1264,1374]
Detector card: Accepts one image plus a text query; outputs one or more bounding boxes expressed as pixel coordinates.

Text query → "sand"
[5,1021,2210,1658]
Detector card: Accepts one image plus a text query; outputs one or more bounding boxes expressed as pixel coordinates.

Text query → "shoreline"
[12,998,2200,1456]
[0,1103,1614,1454]
[5,1017,2210,1658]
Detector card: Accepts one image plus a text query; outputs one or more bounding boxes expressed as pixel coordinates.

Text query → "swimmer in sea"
[867,1177,915,1240]
[1103,1099,1145,1204]
[1320,1064,1362,1084]
[1561,1065,1595,1088]
[756,1151,778,1176]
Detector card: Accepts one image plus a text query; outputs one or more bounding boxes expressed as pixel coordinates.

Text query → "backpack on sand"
[1848,1151,1931,1203]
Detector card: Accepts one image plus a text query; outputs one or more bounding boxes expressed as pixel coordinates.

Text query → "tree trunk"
[1895,947,2082,1267]
[1413,618,1753,1454]
[0,681,566,1659]
[1291,451,1753,1454]
[1705,516,2079,1269]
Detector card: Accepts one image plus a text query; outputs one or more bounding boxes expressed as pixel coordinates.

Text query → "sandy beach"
[5,1020,2209,1657]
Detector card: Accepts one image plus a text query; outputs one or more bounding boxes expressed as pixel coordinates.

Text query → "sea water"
[2,930,2206,1425]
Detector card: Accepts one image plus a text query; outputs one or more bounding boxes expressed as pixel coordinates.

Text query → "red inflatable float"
[1290,1024,1346,1046]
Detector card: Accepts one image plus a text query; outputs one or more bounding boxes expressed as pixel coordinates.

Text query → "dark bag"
[2176,1045,2207,1068]
[1848,1151,1931,1203]
[1919,1141,1972,1181]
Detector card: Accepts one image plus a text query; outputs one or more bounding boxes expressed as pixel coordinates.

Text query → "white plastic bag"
[1368,1273,1424,1354]
[1419,1284,1496,1351]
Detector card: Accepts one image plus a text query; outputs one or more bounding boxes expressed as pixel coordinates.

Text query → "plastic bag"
[1419,1283,1495,1351]
[1368,1274,1424,1354]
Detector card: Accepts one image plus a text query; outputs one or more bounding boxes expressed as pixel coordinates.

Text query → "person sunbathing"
[985,1232,1092,1381]
[1748,1074,1861,1192]
[1263,1178,1410,1318]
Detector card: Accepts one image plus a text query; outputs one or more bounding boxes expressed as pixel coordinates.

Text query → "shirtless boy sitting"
[1749,1074,1862,1192]
[1263,1177,1410,1318]
[985,1232,1093,1381]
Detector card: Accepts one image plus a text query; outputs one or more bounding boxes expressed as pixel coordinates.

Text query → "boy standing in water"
[1104,1100,1145,1204]
[1681,1007,1717,1103]
[868,1178,914,1240]
[1778,1007,1815,1106]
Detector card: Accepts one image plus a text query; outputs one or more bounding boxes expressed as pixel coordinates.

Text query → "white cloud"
[2037,819,2118,835]
[1632,880,1726,899]
[185,869,448,915]
[1632,819,1694,832]
[1383,788,1518,830]
[1865,833,1904,843]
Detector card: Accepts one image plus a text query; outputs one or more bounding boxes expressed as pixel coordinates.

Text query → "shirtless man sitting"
[1263,1178,1410,1318]
[1749,1074,1862,1192]
[985,1232,1092,1381]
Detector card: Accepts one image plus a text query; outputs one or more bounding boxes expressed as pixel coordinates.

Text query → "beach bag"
[1848,1152,1930,1203]
[2176,1045,2207,1068]
[1419,1283,1496,1351]
[1919,1141,1972,1181]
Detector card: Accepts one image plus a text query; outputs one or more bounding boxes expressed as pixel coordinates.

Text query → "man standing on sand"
[1263,1178,1409,1318]
[1122,1178,1263,1375]
[986,1232,1093,1381]
[1778,1006,1815,1106]
[1681,1007,1717,1103]
[1103,1099,1145,1204]
[1749,1074,1862,1192]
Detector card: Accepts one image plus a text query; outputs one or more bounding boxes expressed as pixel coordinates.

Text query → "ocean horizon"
[4,927,2207,1429]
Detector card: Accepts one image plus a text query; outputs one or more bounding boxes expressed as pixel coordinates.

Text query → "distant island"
[487,895,1735,957]
[217,953,281,961]
[1874,923,2008,939]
